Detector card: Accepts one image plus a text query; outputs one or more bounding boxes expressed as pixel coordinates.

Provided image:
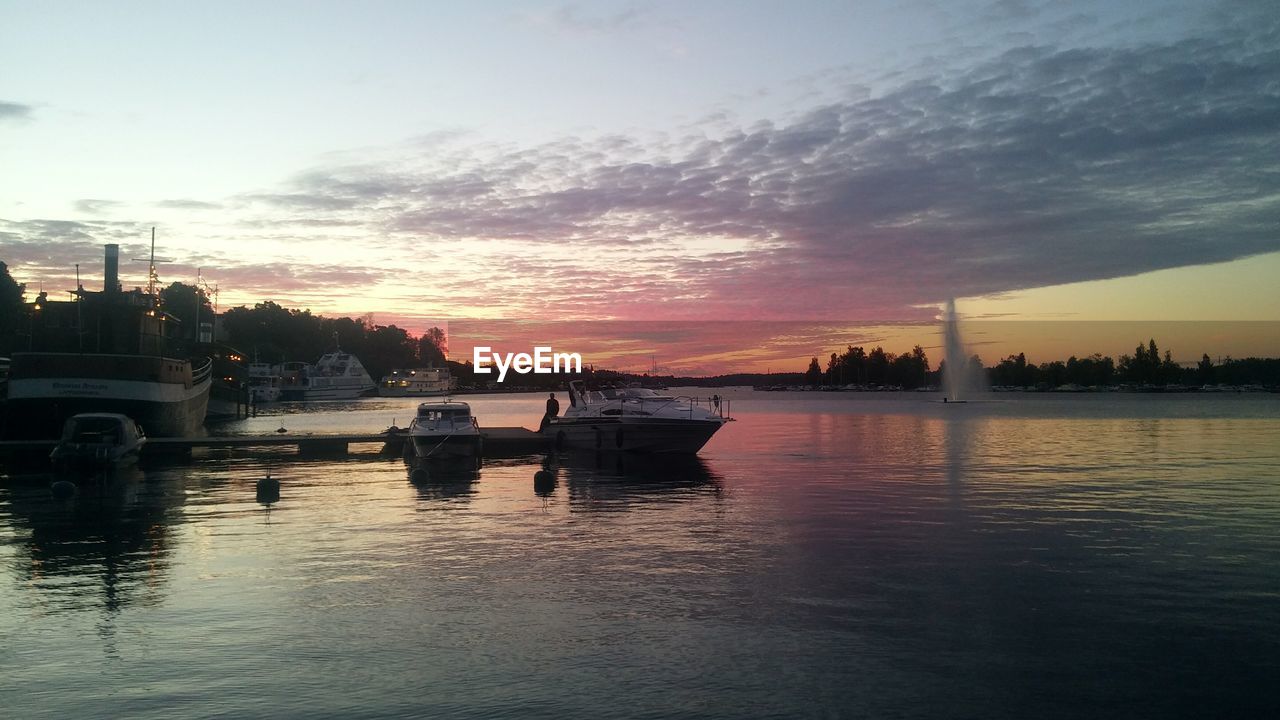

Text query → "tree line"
[165,286,447,384]
[802,337,1280,389]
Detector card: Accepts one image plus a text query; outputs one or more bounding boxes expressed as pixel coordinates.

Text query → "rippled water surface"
[3,391,1279,718]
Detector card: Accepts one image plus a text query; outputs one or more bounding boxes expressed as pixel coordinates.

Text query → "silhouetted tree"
[0,261,26,354]
[1196,354,1215,385]
[418,326,446,366]
[222,301,324,363]
[158,282,214,340]
[866,346,891,385]
[359,324,418,381]
[805,357,822,387]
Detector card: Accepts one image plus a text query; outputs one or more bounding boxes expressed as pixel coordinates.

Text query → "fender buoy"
[534,469,556,497]
[50,480,77,500]
[615,427,625,449]
[256,473,281,503]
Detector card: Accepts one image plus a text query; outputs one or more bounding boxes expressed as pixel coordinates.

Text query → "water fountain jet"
[941,298,983,403]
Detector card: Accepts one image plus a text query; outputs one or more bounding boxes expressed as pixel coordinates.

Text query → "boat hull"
[546,417,725,454]
[410,433,482,459]
[378,387,449,398]
[279,384,372,401]
[5,353,211,439]
[50,443,143,474]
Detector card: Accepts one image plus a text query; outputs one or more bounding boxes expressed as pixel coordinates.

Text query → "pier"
[0,427,551,464]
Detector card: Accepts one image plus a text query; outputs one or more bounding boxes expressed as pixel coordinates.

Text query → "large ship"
[4,243,212,439]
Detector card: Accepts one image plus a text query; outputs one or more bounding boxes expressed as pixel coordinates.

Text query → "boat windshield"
[417,408,471,421]
[618,388,670,400]
[65,417,123,442]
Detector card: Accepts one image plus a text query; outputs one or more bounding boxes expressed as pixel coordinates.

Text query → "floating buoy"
[276,426,288,434]
[533,469,556,497]
[409,467,431,484]
[256,471,281,503]
[50,480,77,499]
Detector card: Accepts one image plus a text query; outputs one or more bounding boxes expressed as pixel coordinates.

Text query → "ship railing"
[622,395,732,420]
[191,357,214,385]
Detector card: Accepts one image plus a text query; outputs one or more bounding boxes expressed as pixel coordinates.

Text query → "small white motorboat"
[408,401,482,459]
[49,413,147,473]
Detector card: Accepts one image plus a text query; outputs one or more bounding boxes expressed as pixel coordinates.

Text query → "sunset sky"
[2,1,1277,373]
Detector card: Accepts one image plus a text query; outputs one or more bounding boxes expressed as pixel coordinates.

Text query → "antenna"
[133,227,175,298]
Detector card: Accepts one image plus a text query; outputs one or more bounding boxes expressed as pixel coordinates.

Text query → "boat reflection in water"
[2,466,182,615]
[405,453,480,500]
[537,450,725,506]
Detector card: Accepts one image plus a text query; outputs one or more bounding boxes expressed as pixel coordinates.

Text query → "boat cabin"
[50,412,148,472]
[413,402,475,429]
[59,413,146,445]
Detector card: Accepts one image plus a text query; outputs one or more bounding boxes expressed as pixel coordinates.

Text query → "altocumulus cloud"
[244,20,1280,319]
[4,9,1278,321]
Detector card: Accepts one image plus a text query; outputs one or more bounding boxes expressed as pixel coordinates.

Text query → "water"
[2,390,1279,718]
[942,298,983,402]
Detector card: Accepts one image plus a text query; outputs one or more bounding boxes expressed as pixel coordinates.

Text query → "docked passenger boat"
[408,401,482,459]
[378,367,453,397]
[5,242,212,439]
[246,361,282,404]
[544,382,731,454]
[278,346,375,401]
[49,413,147,473]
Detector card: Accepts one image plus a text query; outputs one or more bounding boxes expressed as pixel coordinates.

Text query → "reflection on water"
[4,467,181,615]
[406,454,481,500]
[548,451,724,508]
[2,393,1279,718]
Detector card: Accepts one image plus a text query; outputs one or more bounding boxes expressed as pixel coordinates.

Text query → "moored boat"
[544,381,730,454]
[408,401,482,459]
[5,242,212,439]
[278,346,375,401]
[378,367,454,397]
[246,361,282,404]
[49,413,148,473]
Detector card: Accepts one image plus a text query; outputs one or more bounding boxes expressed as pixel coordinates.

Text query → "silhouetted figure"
[540,392,560,432]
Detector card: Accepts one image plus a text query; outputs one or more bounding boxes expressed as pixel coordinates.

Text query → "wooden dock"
[0,426,551,463]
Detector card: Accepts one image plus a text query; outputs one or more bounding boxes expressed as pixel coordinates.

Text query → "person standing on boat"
[540,392,560,432]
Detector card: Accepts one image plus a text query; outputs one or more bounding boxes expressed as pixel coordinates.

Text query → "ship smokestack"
[104,244,120,293]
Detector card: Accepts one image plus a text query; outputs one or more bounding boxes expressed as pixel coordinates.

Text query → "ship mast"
[147,227,158,297]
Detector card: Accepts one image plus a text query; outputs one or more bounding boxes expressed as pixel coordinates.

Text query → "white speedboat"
[408,401,482,459]
[279,350,375,401]
[49,413,147,473]
[545,382,730,454]
[378,367,454,397]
